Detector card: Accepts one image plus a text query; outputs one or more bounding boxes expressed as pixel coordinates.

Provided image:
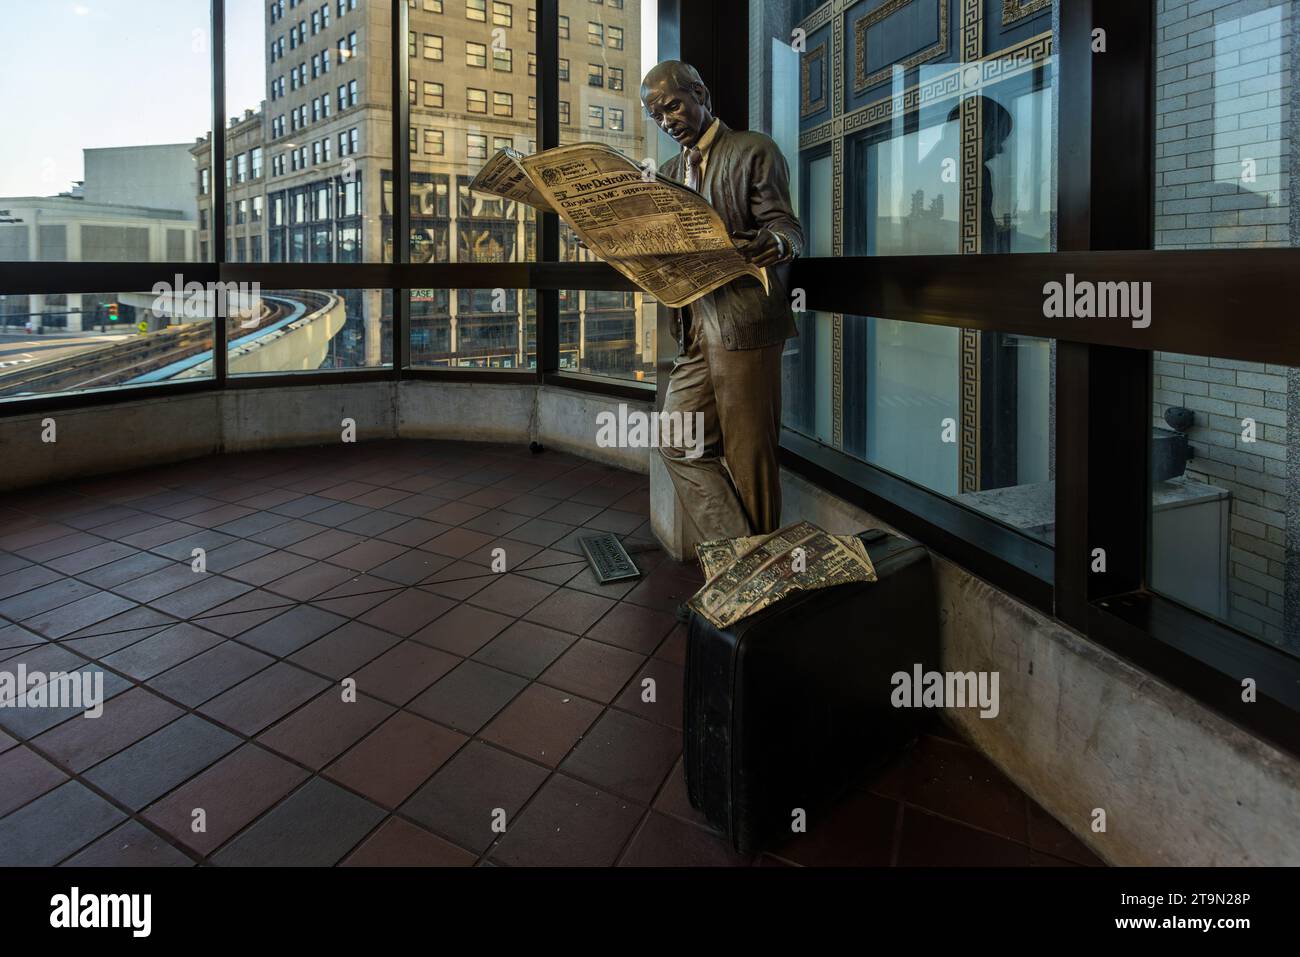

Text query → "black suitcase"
[684,528,939,854]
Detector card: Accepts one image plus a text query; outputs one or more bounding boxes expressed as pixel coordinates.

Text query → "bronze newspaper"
[468,143,768,308]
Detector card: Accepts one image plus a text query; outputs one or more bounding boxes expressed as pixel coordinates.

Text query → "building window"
[587,21,602,45]
[588,105,603,128]
[424,81,444,107]
[608,66,623,91]
[423,34,443,60]
[528,52,536,77]
[608,107,623,131]
[493,135,512,151]
[528,95,536,120]
[199,168,210,195]
[467,88,487,113]
[467,133,487,160]
[587,63,603,87]
[423,0,443,10]
[493,47,512,71]
[609,0,622,7]
[408,30,416,56]
[528,5,535,31]
[252,195,264,221]
[559,100,570,124]
[467,0,486,21]
[425,129,445,154]
[409,79,417,104]
[607,25,623,49]
[493,91,513,116]
[559,58,569,81]
[409,128,418,154]
[466,40,487,67]
[558,14,568,38]
[323,93,331,116]
[492,1,511,26]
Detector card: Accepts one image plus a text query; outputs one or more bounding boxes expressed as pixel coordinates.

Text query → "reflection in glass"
[1150,0,1298,655]
[753,0,1057,542]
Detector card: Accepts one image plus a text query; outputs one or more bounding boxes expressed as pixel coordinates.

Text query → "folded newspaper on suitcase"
[687,520,877,629]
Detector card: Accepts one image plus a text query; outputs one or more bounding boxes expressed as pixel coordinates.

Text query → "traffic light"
[107,303,119,322]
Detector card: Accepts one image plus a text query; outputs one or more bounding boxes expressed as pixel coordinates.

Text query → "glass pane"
[558,0,659,381]
[405,0,538,267]
[752,0,1058,543]
[229,0,392,264]
[1151,0,1296,654]
[0,1,211,263]
[0,291,214,401]
[408,288,534,369]
[229,288,392,373]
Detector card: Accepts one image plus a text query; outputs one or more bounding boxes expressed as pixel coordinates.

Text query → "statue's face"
[642,76,713,148]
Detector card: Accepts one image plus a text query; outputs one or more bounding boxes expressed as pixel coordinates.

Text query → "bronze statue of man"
[641,60,804,544]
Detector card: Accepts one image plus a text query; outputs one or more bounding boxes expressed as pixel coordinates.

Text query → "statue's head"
[641,60,715,149]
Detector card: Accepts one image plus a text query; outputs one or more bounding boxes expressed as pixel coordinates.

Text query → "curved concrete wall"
[0,379,651,491]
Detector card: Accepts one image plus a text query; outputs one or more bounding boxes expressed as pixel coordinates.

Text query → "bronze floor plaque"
[579,532,640,584]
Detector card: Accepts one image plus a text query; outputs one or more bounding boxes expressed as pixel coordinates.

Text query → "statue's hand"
[731,228,783,268]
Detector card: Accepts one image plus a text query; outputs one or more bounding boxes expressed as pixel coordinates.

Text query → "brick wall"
[1155,0,1293,646]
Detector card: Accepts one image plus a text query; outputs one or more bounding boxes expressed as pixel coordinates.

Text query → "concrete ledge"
[0,392,221,492]
[0,380,651,491]
[781,467,1300,866]
[224,381,397,451]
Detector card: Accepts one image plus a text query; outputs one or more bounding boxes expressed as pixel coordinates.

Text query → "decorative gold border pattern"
[801,42,829,117]
[960,328,982,492]
[1002,0,1050,26]
[853,0,950,94]
[958,0,983,493]
[837,31,1052,135]
[798,0,836,36]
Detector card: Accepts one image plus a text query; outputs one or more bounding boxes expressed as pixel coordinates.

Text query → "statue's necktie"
[685,147,703,192]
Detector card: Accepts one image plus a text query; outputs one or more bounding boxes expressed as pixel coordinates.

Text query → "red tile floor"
[0,440,1101,866]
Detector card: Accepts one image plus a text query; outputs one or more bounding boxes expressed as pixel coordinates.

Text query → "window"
[467,133,488,160]
[423,0,443,10]
[252,195,264,221]
[409,128,418,154]
[467,88,487,113]
[236,152,248,183]
[199,168,210,195]
[493,136,512,151]
[588,105,603,128]
[425,129,445,154]
[493,3,512,27]
[493,92,513,117]
[587,21,602,45]
[559,58,569,81]
[528,5,536,31]
[493,48,512,71]
[423,34,443,60]
[323,92,331,116]
[528,95,536,120]
[587,63,603,87]
[466,41,487,67]
[424,81,444,107]
[467,0,487,21]
[607,25,622,49]
[609,0,622,7]
[608,107,623,131]
[528,52,536,76]
[608,66,623,91]
[559,100,570,124]
[558,14,569,37]
[408,30,416,57]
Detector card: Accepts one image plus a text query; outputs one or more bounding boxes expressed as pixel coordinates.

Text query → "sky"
[1,0,269,197]
[0,0,658,198]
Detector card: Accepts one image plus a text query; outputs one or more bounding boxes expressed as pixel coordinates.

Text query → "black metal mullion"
[1054,0,1155,630]
[211,0,228,386]
[538,0,560,377]
[391,0,410,375]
